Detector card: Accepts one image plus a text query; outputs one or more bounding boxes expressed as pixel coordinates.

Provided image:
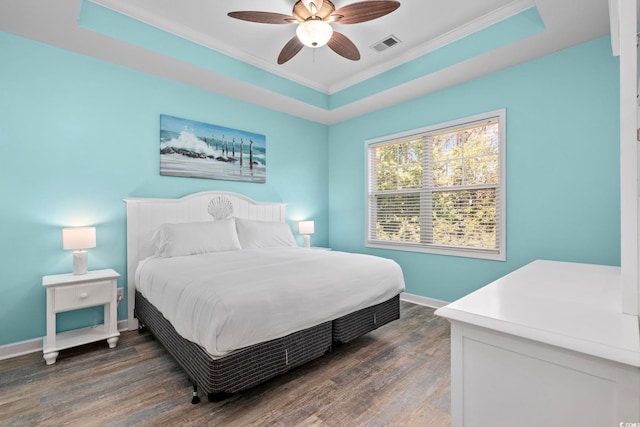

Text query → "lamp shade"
[299,221,315,235]
[62,227,96,250]
[296,20,333,48]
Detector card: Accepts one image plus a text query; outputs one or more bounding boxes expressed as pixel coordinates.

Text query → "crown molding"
[327,0,536,94]
[87,0,537,96]
[87,0,329,93]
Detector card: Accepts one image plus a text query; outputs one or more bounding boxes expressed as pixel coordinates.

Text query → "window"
[366,110,505,260]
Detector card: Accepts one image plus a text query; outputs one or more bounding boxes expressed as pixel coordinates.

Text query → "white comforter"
[135,247,405,357]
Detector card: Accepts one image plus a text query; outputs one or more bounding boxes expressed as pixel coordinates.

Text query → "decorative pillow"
[151,219,241,258]
[235,218,298,249]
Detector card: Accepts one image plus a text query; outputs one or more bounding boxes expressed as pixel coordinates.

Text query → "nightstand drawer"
[54,281,113,312]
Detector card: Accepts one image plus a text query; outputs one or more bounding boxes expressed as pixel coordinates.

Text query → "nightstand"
[42,269,120,365]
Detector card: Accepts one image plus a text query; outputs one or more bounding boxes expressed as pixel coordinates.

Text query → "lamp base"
[73,250,88,275]
[303,235,311,248]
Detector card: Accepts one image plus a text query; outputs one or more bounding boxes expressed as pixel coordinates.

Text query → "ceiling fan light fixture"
[296,19,333,48]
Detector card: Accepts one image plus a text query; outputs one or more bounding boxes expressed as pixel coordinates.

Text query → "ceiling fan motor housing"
[293,0,336,22]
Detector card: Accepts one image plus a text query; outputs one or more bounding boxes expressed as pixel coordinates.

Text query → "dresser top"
[42,269,120,287]
[436,260,640,367]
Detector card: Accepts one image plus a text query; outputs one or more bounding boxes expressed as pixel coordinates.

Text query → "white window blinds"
[366,110,505,260]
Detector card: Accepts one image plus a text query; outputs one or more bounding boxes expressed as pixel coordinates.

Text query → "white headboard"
[123,191,287,329]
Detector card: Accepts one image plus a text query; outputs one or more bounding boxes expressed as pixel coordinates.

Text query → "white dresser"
[42,269,120,365]
[436,260,640,427]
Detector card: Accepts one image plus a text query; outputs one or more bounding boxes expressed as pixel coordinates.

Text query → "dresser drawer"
[54,281,113,312]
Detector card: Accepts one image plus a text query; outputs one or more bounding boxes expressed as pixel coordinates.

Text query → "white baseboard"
[0,319,130,361]
[0,337,42,361]
[401,292,449,308]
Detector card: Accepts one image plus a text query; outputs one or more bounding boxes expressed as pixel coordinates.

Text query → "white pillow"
[235,218,297,249]
[152,219,241,258]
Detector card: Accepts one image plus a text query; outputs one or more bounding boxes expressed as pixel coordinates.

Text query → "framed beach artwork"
[160,114,266,183]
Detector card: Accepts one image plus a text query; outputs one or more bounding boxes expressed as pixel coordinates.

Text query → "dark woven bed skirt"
[135,290,400,397]
[332,294,400,343]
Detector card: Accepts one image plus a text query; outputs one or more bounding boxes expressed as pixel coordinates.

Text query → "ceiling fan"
[228,0,401,64]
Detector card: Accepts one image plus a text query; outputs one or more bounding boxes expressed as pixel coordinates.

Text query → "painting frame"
[159,114,266,183]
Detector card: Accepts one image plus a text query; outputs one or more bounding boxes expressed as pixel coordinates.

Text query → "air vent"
[370,35,402,53]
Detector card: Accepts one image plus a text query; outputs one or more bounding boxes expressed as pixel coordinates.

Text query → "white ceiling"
[0,0,612,124]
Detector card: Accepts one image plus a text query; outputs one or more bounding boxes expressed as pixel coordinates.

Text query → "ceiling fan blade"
[327,31,360,61]
[227,11,296,24]
[333,1,400,24]
[278,36,304,64]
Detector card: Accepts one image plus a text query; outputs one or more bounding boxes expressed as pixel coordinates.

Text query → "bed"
[124,191,404,403]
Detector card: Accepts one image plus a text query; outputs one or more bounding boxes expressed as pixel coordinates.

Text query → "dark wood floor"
[0,302,451,426]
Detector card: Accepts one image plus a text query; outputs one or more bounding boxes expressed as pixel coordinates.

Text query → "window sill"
[365,241,505,261]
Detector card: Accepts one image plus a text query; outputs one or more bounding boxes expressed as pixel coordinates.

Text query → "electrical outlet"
[116,288,124,302]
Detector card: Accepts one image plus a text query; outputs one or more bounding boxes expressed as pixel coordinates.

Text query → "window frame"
[364,109,506,261]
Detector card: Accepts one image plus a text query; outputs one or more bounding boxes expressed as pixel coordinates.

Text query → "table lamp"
[63,227,96,275]
[298,221,315,248]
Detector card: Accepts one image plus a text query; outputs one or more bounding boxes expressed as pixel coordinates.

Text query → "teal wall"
[0,30,621,348]
[328,37,621,302]
[0,31,329,346]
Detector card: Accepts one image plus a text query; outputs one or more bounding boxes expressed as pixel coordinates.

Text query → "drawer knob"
[79,292,89,299]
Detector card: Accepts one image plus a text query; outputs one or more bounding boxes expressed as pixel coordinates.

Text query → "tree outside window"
[366,110,505,260]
